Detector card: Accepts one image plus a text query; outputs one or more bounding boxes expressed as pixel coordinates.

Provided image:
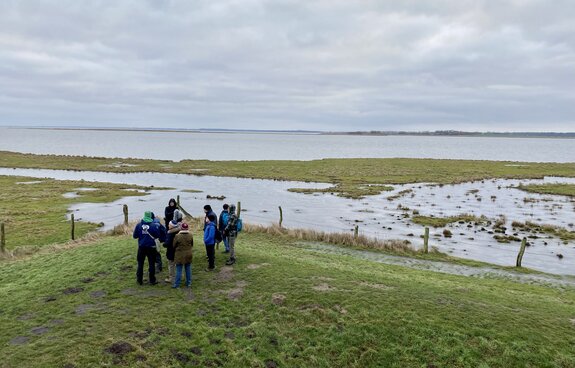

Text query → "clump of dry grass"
[243,223,418,254]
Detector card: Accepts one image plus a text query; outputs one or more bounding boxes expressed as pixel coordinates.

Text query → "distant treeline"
[325,130,575,138]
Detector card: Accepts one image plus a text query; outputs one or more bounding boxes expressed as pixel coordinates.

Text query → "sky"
[0,0,573,132]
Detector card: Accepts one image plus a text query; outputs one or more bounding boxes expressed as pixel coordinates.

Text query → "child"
[204,213,217,271]
[172,222,193,288]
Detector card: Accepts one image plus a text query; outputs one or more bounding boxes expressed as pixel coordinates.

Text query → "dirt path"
[295,242,575,288]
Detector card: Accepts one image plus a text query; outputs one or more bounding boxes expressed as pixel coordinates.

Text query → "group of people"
[132,198,241,288]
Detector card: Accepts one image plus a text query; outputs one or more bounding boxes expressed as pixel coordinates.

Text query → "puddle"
[0,168,574,275]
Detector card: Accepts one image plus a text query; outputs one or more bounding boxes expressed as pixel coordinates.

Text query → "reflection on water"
[0,167,574,275]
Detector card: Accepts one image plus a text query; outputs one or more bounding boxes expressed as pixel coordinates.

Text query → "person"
[203,205,217,230]
[164,198,177,228]
[172,222,193,288]
[204,213,217,271]
[223,204,239,265]
[218,204,230,253]
[151,212,165,273]
[163,208,184,283]
[133,211,166,285]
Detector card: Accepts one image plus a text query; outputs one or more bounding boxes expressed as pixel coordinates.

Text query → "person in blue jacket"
[133,211,166,285]
[204,213,217,271]
[218,204,230,253]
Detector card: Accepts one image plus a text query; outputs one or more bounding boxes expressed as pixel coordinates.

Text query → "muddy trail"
[295,242,575,289]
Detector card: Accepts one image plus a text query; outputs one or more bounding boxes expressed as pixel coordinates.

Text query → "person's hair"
[223,204,229,210]
[203,205,212,211]
[207,213,217,222]
[169,198,176,206]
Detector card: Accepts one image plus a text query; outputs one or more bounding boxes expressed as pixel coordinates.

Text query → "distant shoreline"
[4,126,575,139]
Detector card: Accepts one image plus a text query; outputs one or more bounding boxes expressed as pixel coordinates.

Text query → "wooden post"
[516,237,527,267]
[237,201,241,218]
[354,225,359,239]
[278,206,283,228]
[71,214,75,241]
[177,195,180,207]
[1,222,5,253]
[423,227,430,254]
[123,204,129,226]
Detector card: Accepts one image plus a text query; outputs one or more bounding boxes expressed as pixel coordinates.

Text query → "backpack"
[221,211,229,227]
[236,218,243,233]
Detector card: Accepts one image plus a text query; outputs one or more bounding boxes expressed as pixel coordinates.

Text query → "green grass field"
[516,183,575,197]
[2,151,574,198]
[0,176,155,250]
[1,229,574,368]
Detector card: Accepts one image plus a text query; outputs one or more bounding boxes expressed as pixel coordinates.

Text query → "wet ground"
[1,168,574,275]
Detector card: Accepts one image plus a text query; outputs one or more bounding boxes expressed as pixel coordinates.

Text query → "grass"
[516,183,575,197]
[412,214,488,228]
[1,228,575,367]
[512,221,575,243]
[2,151,575,198]
[0,175,155,250]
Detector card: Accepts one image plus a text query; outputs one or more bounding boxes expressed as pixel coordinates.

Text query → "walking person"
[133,211,166,285]
[204,213,217,271]
[218,204,230,253]
[172,222,193,288]
[224,204,240,265]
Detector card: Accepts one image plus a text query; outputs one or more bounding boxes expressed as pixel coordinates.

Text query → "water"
[1,168,574,276]
[1,127,574,162]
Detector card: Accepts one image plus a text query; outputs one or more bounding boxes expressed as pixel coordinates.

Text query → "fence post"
[177,195,180,207]
[237,201,241,218]
[354,225,359,239]
[278,206,283,228]
[516,237,527,267]
[123,204,129,226]
[1,222,5,253]
[423,227,429,254]
[71,214,75,241]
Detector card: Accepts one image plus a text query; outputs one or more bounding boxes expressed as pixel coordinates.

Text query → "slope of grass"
[0,175,154,250]
[516,183,575,197]
[1,230,574,368]
[2,151,574,198]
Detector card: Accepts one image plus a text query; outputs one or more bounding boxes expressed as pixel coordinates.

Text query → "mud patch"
[10,336,29,345]
[75,303,106,315]
[31,326,50,335]
[50,319,65,325]
[224,331,235,340]
[215,266,235,282]
[247,263,271,270]
[44,296,57,302]
[312,283,336,292]
[265,360,279,368]
[120,288,139,296]
[227,288,244,301]
[172,350,189,364]
[185,289,195,301]
[271,293,286,306]
[333,305,348,315]
[359,282,392,290]
[63,287,84,295]
[119,265,133,272]
[81,277,95,283]
[190,346,203,356]
[105,341,135,356]
[90,290,107,298]
[17,313,35,321]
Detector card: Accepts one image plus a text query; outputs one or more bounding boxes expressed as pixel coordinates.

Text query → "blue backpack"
[236,218,243,233]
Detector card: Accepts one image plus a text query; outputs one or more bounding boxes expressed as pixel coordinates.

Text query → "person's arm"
[208,225,216,244]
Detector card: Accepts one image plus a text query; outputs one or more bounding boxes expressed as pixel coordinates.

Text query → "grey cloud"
[0,0,573,131]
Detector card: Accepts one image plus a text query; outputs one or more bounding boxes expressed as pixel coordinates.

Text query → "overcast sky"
[0,0,573,131]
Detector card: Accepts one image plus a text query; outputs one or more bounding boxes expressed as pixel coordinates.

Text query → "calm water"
[1,128,574,162]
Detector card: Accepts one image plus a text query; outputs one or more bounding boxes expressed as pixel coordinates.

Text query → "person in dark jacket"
[224,205,239,265]
[133,211,166,285]
[151,213,165,273]
[164,198,177,228]
[203,205,217,230]
[218,204,230,253]
[204,213,217,271]
[173,222,193,288]
[163,220,180,283]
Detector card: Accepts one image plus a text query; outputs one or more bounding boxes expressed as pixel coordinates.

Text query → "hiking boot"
[164,278,171,283]
[204,267,214,272]
[137,280,143,286]
[225,258,236,266]
[150,280,158,285]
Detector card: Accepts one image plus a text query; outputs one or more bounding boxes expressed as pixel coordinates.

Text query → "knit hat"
[181,222,189,230]
[142,211,153,223]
